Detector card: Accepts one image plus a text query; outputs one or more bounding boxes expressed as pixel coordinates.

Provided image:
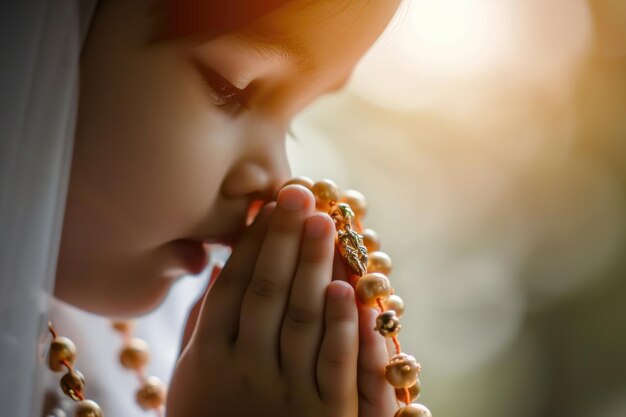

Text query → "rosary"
[45,177,432,417]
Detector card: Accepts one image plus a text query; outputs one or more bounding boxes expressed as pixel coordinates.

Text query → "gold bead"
[119,337,150,370]
[394,403,432,417]
[312,179,340,211]
[374,310,401,337]
[385,353,421,388]
[60,369,86,401]
[395,379,421,403]
[384,294,405,317]
[355,272,392,306]
[341,189,367,219]
[282,176,315,191]
[48,337,77,372]
[361,228,380,252]
[74,399,103,417]
[136,376,167,410]
[111,320,135,333]
[367,251,393,276]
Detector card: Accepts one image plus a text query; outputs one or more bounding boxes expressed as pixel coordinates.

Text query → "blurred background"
[287,1,626,416]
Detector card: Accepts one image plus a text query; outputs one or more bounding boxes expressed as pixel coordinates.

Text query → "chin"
[54,268,178,318]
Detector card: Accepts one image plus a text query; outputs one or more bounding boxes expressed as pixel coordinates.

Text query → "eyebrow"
[235,32,352,95]
[234,31,318,76]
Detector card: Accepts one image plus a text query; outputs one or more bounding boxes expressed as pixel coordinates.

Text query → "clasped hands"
[167,185,398,417]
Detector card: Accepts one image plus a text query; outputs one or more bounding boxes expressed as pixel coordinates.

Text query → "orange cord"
[60,359,85,401]
[48,322,57,339]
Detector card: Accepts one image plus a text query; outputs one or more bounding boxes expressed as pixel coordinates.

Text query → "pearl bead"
[384,294,405,317]
[375,310,402,337]
[394,403,432,417]
[341,189,367,219]
[111,320,135,333]
[60,369,86,401]
[361,228,380,252]
[48,336,77,372]
[312,179,340,211]
[74,399,103,417]
[385,353,421,388]
[355,272,392,306]
[136,376,167,410]
[119,337,150,370]
[367,251,393,275]
[282,176,315,191]
[395,379,421,403]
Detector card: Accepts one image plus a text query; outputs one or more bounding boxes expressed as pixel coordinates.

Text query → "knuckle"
[326,309,357,325]
[322,351,352,369]
[270,214,303,235]
[286,305,321,328]
[249,274,286,298]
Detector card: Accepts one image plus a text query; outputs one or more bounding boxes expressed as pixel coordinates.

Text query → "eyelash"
[200,66,247,110]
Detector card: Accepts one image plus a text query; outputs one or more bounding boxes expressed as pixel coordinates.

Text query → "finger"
[332,245,351,283]
[357,306,399,416]
[194,203,275,345]
[180,266,222,354]
[236,185,315,365]
[317,281,359,406]
[280,213,335,388]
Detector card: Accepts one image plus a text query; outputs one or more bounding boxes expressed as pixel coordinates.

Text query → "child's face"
[55,0,399,316]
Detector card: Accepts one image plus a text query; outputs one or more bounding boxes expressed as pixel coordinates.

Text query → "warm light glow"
[350,0,592,112]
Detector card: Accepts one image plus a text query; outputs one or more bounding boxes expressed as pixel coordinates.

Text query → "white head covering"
[0,1,97,415]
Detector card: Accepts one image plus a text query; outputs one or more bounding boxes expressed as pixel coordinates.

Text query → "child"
[54,0,402,415]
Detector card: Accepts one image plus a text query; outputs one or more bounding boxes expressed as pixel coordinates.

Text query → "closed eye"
[192,59,249,112]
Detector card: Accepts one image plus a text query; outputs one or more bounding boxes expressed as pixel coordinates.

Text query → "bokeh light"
[290,1,626,415]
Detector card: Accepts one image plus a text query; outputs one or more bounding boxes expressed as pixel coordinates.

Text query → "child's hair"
[158,0,292,40]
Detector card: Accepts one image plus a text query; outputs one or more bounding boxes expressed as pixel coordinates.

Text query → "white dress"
[45,251,226,417]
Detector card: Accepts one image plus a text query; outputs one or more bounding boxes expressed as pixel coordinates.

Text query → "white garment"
[46,257,220,417]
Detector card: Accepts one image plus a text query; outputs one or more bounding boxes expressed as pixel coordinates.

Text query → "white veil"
[0,1,97,415]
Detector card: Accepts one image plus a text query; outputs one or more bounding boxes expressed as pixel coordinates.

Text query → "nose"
[220,130,291,201]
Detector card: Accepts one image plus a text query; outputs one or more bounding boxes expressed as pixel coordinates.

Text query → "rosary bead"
[394,403,432,417]
[355,272,392,306]
[282,176,315,191]
[367,251,393,276]
[60,369,86,401]
[111,320,135,333]
[136,376,166,410]
[312,179,340,211]
[48,337,77,372]
[119,337,150,370]
[395,379,421,403]
[375,310,402,337]
[384,294,405,317]
[341,189,367,219]
[385,353,421,388]
[74,400,103,417]
[361,228,380,252]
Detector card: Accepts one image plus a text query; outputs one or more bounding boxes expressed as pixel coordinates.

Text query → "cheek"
[58,44,240,315]
[73,46,235,249]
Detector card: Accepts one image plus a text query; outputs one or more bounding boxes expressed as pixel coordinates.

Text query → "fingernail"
[328,281,353,300]
[305,215,328,238]
[277,186,307,211]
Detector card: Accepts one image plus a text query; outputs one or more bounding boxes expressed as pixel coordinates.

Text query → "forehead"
[164,0,400,79]
[242,0,400,73]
